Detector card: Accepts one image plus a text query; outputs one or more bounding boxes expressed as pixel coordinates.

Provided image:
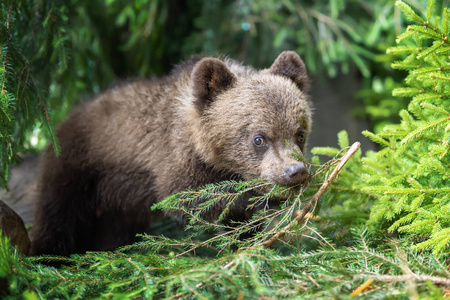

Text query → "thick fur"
[30,51,312,256]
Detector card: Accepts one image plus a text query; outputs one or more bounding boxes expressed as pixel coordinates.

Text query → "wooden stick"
[350,279,374,296]
[355,274,450,286]
[259,142,361,248]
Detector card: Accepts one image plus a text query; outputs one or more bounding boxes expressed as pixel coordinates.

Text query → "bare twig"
[355,274,450,286]
[258,142,361,248]
[349,279,374,296]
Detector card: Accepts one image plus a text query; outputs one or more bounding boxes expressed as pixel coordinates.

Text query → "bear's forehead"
[245,107,309,140]
[232,76,311,133]
[238,75,307,106]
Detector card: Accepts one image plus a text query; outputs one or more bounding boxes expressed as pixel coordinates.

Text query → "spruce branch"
[401,116,450,145]
[395,0,425,25]
[258,142,361,248]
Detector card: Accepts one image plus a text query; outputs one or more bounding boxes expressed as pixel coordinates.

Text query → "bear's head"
[186,51,312,187]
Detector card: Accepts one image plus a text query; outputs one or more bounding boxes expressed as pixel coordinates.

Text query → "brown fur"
[30,51,312,256]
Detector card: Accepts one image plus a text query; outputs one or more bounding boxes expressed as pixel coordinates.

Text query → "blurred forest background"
[0,0,436,185]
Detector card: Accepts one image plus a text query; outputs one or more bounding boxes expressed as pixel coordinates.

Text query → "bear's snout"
[284,163,308,185]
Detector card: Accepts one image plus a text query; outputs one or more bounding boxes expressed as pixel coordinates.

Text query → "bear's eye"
[296,130,307,144]
[254,136,266,147]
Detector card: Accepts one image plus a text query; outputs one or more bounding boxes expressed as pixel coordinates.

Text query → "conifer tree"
[363,0,450,254]
[0,1,60,188]
[318,0,450,255]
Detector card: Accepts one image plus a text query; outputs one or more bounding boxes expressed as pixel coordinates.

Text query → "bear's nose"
[284,164,308,184]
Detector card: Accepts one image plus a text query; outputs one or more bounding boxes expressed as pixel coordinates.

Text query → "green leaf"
[337,130,349,149]
[362,130,391,148]
[401,117,449,145]
[433,235,450,255]
[396,1,425,25]
[417,40,444,59]
[393,194,408,214]
[409,194,425,211]
[387,46,418,55]
[396,28,415,43]
[420,102,449,115]
[426,0,436,23]
[348,47,370,77]
[443,8,449,37]
[274,28,288,48]
[388,211,417,232]
[310,147,340,157]
[392,87,421,97]
[408,25,442,40]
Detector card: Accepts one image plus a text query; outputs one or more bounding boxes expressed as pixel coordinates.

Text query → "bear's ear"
[269,51,310,93]
[191,58,236,111]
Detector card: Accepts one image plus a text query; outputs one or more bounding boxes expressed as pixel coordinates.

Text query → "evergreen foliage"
[1,148,450,298]
[191,0,410,77]
[364,0,450,255]
[318,0,450,255]
[0,1,59,188]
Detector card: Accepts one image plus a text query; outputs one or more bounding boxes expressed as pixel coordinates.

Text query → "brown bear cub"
[30,51,312,256]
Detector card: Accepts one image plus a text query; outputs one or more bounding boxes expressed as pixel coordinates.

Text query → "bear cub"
[30,51,312,256]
